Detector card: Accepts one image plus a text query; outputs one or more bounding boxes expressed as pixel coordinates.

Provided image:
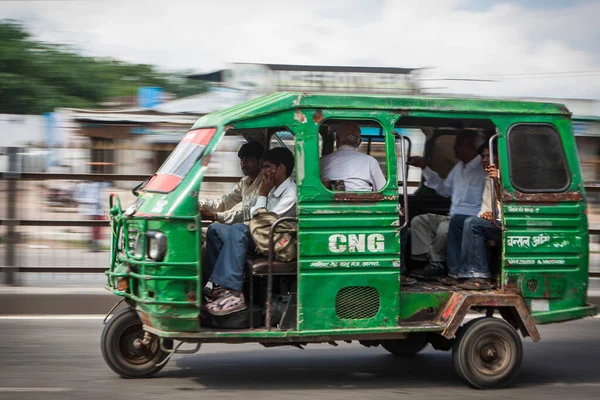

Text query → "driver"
[198,141,264,224]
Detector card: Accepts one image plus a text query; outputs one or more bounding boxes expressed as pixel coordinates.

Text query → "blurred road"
[0,317,599,399]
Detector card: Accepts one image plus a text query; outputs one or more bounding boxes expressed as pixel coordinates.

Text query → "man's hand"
[486,164,499,179]
[480,211,493,222]
[200,207,216,221]
[259,169,275,196]
[407,156,427,169]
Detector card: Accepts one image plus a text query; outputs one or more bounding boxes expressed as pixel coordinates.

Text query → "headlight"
[146,231,167,261]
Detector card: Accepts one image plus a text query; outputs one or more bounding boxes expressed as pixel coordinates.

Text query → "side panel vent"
[335,286,380,320]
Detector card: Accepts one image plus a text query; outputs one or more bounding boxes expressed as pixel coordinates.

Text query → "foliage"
[0,20,208,114]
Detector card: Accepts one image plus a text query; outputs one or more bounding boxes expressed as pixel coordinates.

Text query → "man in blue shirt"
[407,131,487,280]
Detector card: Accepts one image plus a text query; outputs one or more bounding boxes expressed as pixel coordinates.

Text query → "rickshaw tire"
[381,333,428,356]
[452,317,523,389]
[101,308,169,379]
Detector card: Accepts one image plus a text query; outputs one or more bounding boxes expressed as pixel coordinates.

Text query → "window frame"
[317,118,391,194]
[506,123,571,194]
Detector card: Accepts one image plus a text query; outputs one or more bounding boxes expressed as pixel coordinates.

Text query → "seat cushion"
[245,257,297,275]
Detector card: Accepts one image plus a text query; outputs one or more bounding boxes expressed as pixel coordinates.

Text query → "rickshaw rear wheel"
[101,308,169,378]
[381,333,428,356]
[452,317,523,389]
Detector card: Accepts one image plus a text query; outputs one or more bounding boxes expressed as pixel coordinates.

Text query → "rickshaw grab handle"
[265,216,298,331]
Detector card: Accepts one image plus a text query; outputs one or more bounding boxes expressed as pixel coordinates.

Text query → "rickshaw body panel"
[105,92,596,340]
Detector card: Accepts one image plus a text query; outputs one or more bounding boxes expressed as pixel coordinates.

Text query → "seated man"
[199,141,264,224]
[444,144,501,289]
[320,121,386,192]
[203,147,297,316]
[408,131,487,280]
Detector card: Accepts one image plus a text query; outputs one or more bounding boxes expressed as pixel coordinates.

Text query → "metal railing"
[1,171,599,284]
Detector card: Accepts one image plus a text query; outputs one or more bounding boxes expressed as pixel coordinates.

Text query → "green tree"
[0,20,208,114]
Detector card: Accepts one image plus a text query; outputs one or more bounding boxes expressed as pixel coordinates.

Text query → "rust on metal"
[138,311,153,328]
[439,293,541,342]
[442,294,463,320]
[186,291,197,303]
[502,189,583,203]
[117,278,129,292]
[313,110,324,123]
[201,155,212,167]
[332,192,396,202]
[294,109,307,124]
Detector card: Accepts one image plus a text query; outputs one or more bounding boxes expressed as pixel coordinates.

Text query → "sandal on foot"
[206,291,247,316]
[438,276,460,286]
[456,278,494,290]
[401,274,417,286]
[203,284,228,302]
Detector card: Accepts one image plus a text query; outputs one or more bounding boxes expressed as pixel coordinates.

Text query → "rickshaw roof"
[191,92,571,129]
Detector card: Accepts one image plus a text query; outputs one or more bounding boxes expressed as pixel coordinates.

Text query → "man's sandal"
[206,291,247,316]
[456,278,494,290]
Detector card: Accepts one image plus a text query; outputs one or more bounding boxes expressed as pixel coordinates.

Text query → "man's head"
[336,122,362,148]
[478,141,499,169]
[262,147,295,185]
[238,141,264,177]
[453,130,479,163]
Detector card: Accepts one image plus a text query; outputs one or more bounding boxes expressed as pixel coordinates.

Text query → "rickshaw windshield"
[145,127,217,193]
[156,142,205,177]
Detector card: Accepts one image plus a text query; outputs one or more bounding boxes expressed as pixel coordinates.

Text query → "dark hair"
[478,141,498,156]
[264,147,295,178]
[238,141,264,159]
[455,130,478,148]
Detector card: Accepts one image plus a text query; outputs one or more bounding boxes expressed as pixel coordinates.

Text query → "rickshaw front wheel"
[452,317,523,389]
[101,308,169,378]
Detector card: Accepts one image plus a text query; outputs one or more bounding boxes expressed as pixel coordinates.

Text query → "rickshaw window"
[507,124,570,193]
[318,119,388,193]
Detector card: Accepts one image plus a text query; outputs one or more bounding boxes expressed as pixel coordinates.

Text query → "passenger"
[203,147,297,316]
[199,141,264,224]
[320,121,386,192]
[443,144,501,289]
[408,131,487,280]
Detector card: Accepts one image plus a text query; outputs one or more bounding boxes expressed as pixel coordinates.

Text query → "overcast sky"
[2,0,600,99]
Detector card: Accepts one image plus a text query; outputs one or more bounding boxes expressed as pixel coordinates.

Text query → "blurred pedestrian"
[76,180,109,251]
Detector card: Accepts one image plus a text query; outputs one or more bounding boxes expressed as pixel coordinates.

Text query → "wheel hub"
[480,345,498,362]
[471,333,511,375]
[119,324,159,365]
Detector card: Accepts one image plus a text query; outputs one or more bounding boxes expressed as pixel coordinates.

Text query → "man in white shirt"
[203,147,297,316]
[407,131,487,280]
[320,121,386,192]
[443,144,501,289]
[199,141,264,224]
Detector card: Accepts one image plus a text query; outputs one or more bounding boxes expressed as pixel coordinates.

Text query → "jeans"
[205,222,252,291]
[447,215,501,279]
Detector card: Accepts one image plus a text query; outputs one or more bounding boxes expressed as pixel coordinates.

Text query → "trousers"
[447,215,501,278]
[204,222,252,291]
[410,213,451,262]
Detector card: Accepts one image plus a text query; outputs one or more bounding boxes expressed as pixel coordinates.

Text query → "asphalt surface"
[0,317,599,400]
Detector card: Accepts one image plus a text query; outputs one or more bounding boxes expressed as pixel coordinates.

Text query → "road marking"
[0,388,72,392]
[0,315,105,320]
[550,382,600,387]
